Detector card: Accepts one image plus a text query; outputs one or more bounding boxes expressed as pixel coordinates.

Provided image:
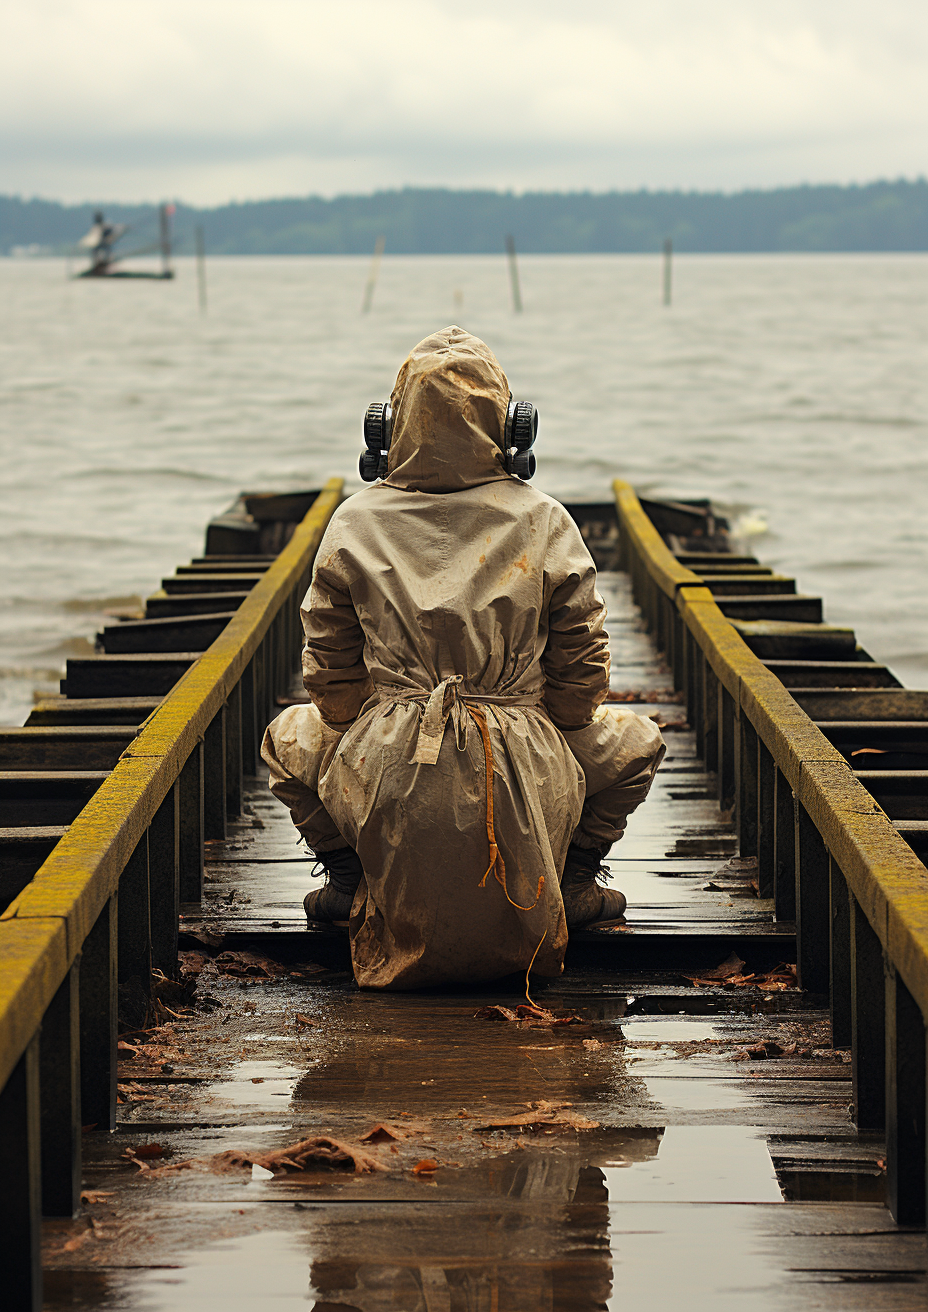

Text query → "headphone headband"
[358,396,538,482]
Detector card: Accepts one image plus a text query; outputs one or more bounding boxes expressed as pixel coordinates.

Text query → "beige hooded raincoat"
[262,327,664,989]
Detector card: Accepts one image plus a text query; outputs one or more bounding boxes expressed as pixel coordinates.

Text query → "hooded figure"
[262,327,664,990]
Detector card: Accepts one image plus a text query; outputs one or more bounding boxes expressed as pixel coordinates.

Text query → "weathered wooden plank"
[26,697,160,726]
[0,727,134,770]
[145,591,248,619]
[796,689,928,721]
[702,575,797,596]
[63,655,198,698]
[737,623,853,659]
[175,561,271,575]
[674,553,760,566]
[189,555,275,566]
[99,612,230,654]
[721,596,824,623]
[893,820,928,858]
[0,772,108,826]
[855,771,928,820]
[0,828,67,913]
[817,722,928,755]
[766,660,902,689]
[161,574,262,595]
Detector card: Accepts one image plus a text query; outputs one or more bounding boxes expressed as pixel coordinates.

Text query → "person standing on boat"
[261,327,665,989]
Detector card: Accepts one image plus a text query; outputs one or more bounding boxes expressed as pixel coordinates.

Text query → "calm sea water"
[1,253,926,722]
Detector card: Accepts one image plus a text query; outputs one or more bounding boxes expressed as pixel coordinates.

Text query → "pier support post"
[794,802,830,994]
[79,892,118,1130]
[703,663,719,775]
[773,769,796,921]
[0,1035,41,1311]
[241,655,259,775]
[149,781,179,975]
[756,741,776,898]
[118,836,151,1005]
[828,858,852,1047]
[203,707,227,840]
[179,741,204,901]
[225,685,243,818]
[718,687,736,812]
[850,894,885,1128]
[672,612,685,696]
[885,965,926,1224]
[737,717,758,858]
[40,961,81,1217]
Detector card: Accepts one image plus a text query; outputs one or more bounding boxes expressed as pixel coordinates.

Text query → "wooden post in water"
[506,234,523,312]
[195,225,207,313]
[362,235,386,314]
[662,237,672,306]
[159,204,173,278]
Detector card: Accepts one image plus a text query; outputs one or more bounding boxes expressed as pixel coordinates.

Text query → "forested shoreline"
[3,179,927,255]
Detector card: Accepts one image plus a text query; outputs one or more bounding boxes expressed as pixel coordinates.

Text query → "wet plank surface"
[45,570,925,1309]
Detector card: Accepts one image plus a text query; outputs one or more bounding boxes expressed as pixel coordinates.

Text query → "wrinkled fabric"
[262,327,664,989]
[383,325,511,493]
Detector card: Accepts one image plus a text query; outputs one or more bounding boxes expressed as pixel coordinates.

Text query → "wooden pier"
[2,480,928,1308]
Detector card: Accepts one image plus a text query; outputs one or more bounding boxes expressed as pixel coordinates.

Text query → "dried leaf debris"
[133,1135,388,1178]
[682,953,798,992]
[473,1100,600,1133]
[473,1003,584,1027]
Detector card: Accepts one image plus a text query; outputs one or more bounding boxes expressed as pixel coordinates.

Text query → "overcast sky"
[3,0,927,205]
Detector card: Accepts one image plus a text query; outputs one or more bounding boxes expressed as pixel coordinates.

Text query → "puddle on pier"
[206,1059,303,1108]
[56,1131,788,1312]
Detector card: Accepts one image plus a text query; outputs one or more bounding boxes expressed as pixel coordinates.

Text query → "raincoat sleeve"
[301,552,374,731]
[541,511,610,731]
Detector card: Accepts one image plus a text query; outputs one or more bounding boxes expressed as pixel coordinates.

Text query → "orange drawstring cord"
[523,927,548,1008]
[466,704,544,913]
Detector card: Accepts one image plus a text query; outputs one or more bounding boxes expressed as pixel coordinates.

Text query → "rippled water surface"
[1,253,926,721]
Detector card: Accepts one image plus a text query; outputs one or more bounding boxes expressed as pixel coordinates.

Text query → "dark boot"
[561,843,626,929]
[303,847,364,924]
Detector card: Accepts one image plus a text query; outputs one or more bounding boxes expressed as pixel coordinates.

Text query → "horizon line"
[4,175,927,212]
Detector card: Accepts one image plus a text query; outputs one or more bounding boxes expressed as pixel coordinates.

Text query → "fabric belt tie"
[376,676,546,913]
[377,675,542,766]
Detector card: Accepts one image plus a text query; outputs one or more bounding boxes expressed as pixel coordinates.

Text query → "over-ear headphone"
[358,395,538,482]
[503,399,538,480]
[359,402,393,482]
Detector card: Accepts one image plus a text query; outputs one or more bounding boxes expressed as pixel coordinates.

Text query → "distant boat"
[75,203,174,279]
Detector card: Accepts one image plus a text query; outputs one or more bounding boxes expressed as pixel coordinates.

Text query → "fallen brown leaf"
[731,1038,803,1061]
[682,951,746,986]
[473,1004,583,1027]
[178,950,209,979]
[145,1136,387,1178]
[214,949,290,980]
[63,1229,95,1251]
[473,1100,599,1133]
[473,1005,519,1022]
[359,1123,407,1144]
[125,1142,167,1160]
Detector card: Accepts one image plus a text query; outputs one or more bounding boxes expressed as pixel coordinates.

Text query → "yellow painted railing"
[0,478,342,1307]
[615,478,928,1224]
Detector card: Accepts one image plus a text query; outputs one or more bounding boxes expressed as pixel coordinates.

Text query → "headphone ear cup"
[511,450,536,480]
[359,451,381,482]
[360,401,393,480]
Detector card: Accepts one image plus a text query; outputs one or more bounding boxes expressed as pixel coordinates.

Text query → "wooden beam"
[64,655,198,698]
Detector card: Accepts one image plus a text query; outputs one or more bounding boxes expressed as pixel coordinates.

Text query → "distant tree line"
[3,179,927,256]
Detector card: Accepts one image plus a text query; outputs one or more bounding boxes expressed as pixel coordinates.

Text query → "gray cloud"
[3,0,926,202]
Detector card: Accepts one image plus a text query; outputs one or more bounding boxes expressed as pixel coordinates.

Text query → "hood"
[383,326,511,493]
